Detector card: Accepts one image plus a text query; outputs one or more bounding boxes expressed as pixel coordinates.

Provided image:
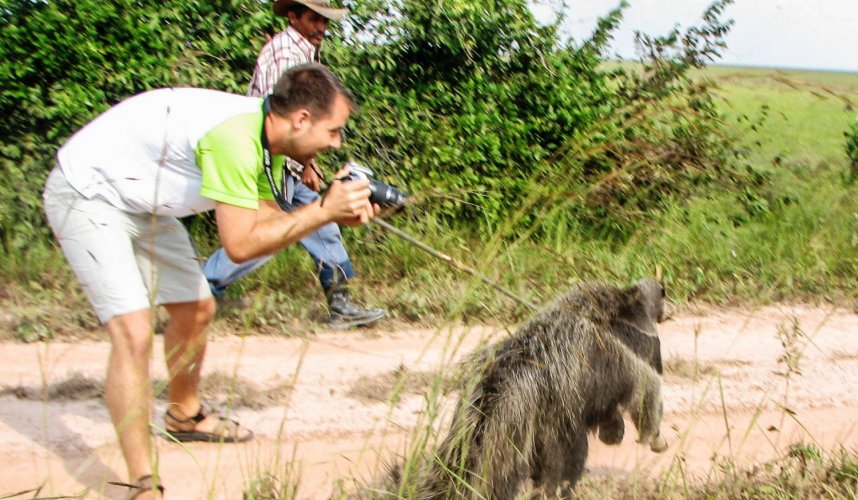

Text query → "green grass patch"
[710,67,857,164]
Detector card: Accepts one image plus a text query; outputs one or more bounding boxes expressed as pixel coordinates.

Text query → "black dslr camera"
[343,162,407,209]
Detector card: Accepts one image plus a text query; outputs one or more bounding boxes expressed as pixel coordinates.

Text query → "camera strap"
[260,103,295,213]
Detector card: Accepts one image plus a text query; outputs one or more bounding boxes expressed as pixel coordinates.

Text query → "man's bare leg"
[104,308,160,497]
[161,298,252,441]
[162,298,215,419]
[161,298,250,442]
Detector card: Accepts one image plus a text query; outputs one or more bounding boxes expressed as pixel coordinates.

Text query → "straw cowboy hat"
[273,0,347,20]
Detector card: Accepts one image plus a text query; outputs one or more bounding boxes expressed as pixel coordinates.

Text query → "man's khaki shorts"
[42,167,212,323]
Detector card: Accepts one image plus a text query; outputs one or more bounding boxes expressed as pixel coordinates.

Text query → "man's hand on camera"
[321,165,379,226]
[301,159,323,192]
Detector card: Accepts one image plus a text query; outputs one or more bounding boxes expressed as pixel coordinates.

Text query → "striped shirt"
[247,26,319,97]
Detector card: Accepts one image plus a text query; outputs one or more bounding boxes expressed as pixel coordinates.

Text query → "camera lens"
[368,179,407,209]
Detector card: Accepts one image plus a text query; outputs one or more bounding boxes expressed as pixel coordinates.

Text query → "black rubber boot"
[326,286,386,329]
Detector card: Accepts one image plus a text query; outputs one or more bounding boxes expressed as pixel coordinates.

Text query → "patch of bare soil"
[0,304,855,499]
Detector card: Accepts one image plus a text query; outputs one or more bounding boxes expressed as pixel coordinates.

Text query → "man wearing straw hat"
[203,0,388,329]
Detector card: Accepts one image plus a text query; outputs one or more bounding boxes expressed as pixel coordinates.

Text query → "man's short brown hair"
[268,62,357,118]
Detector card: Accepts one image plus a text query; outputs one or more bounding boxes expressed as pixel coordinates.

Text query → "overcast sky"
[531,0,858,73]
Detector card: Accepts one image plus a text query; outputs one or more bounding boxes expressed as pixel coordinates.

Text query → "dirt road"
[0,304,855,499]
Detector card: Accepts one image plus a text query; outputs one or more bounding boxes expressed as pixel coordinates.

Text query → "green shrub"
[1,0,746,247]
[3,0,785,304]
[326,0,751,242]
[0,0,272,254]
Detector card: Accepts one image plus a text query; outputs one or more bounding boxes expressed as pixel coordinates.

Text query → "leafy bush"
[0,0,273,253]
[329,0,616,230]
[2,0,752,266]
[327,0,751,241]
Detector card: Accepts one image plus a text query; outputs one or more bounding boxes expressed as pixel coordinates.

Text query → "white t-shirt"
[57,88,266,217]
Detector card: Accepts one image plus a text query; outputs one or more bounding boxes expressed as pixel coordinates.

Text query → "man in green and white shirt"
[43,63,376,498]
[206,0,387,329]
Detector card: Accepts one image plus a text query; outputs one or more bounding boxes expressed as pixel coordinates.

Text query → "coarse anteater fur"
[364,278,669,499]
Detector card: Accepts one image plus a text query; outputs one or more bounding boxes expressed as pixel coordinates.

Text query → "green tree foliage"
[330,0,748,240]
[0,0,273,250]
[329,0,618,230]
[1,0,745,254]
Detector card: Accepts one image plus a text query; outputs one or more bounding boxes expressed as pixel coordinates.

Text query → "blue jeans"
[203,178,355,296]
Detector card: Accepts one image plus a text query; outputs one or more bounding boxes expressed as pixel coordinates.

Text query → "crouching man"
[42,63,376,499]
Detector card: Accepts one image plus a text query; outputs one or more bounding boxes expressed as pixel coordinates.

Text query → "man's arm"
[215,173,377,263]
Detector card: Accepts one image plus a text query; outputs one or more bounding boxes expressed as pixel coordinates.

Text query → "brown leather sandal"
[108,474,164,500]
[163,406,253,443]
